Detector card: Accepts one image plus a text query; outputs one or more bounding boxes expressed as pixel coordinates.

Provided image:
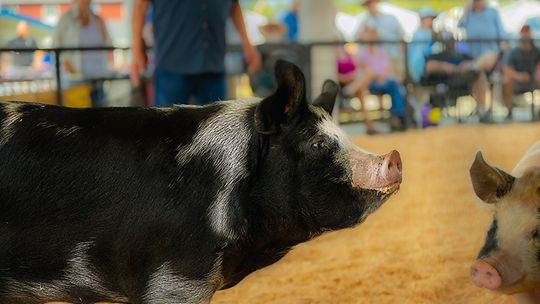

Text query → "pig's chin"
[353,181,401,201]
[351,181,401,221]
[498,277,540,295]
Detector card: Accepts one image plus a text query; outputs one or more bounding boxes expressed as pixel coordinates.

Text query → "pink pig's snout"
[471,258,503,289]
[470,256,524,291]
[349,150,402,190]
[381,150,402,187]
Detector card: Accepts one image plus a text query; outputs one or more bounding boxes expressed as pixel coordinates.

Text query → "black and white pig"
[470,142,540,303]
[0,60,402,304]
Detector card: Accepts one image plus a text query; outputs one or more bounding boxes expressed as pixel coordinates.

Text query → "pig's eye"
[531,229,540,247]
[311,139,327,150]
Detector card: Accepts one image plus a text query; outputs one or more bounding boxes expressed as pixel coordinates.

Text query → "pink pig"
[470,141,540,303]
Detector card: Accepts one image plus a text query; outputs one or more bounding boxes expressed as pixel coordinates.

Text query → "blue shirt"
[282,10,298,42]
[152,0,237,75]
[408,29,433,82]
[458,6,506,58]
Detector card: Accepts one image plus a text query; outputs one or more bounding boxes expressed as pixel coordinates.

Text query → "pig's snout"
[470,256,524,291]
[471,259,503,289]
[381,150,402,186]
[349,150,402,191]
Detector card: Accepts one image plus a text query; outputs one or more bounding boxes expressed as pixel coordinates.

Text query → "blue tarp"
[0,8,54,30]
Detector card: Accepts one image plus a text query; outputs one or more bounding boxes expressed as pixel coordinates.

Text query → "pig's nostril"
[470,260,503,290]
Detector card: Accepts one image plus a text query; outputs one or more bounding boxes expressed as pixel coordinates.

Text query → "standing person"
[357,0,405,80]
[131,0,261,106]
[5,21,39,79]
[53,0,112,107]
[502,25,540,120]
[408,7,437,83]
[458,0,506,59]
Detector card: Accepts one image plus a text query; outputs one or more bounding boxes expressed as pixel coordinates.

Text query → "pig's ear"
[470,152,515,204]
[255,59,307,134]
[313,80,339,115]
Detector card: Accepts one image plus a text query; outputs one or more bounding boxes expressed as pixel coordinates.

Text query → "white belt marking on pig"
[176,100,257,239]
[143,254,223,304]
[313,107,353,150]
[0,103,23,148]
[313,106,374,183]
[311,106,372,154]
[5,241,127,301]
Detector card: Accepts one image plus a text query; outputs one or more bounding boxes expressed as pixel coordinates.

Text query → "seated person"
[340,24,406,134]
[424,31,497,122]
[503,24,540,119]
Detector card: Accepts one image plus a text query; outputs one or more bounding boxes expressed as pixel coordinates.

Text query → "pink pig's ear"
[470,152,515,204]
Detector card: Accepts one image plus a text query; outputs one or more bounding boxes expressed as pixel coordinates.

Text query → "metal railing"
[0,38,537,121]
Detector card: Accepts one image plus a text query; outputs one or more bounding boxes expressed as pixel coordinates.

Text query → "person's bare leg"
[472,72,488,108]
[472,72,491,122]
[356,89,376,133]
[502,77,515,115]
[344,70,374,97]
[353,71,378,134]
[474,52,498,72]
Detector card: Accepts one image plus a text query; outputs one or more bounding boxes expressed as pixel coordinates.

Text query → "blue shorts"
[154,68,226,106]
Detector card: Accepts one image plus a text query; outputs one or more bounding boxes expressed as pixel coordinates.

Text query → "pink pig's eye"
[532,229,540,240]
[532,230,540,247]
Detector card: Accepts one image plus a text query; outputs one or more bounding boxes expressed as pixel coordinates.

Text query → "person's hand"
[457,61,472,72]
[518,72,531,83]
[130,42,147,86]
[445,63,458,74]
[63,61,77,75]
[243,44,261,74]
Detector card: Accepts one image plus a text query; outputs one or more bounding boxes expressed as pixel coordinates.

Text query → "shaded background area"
[211,124,539,304]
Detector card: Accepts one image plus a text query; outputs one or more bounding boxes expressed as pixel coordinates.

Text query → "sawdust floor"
[211,124,540,304]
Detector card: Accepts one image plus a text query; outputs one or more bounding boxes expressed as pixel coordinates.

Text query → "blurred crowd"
[338,0,540,132]
[1,0,540,132]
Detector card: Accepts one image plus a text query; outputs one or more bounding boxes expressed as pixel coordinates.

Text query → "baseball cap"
[418,7,438,19]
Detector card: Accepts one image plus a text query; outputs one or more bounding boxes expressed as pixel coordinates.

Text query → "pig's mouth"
[355,181,401,201]
[371,182,401,196]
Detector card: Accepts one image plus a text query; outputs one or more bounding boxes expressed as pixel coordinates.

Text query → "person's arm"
[492,9,506,39]
[504,65,529,82]
[503,50,529,82]
[230,1,261,74]
[355,23,366,41]
[393,16,404,40]
[458,0,472,28]
[425,59,457,74]
[97,16,112,46]
[130,0,150,85]
[95,15,115,71]
[31,40,44,72]
[53,14,77,75]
